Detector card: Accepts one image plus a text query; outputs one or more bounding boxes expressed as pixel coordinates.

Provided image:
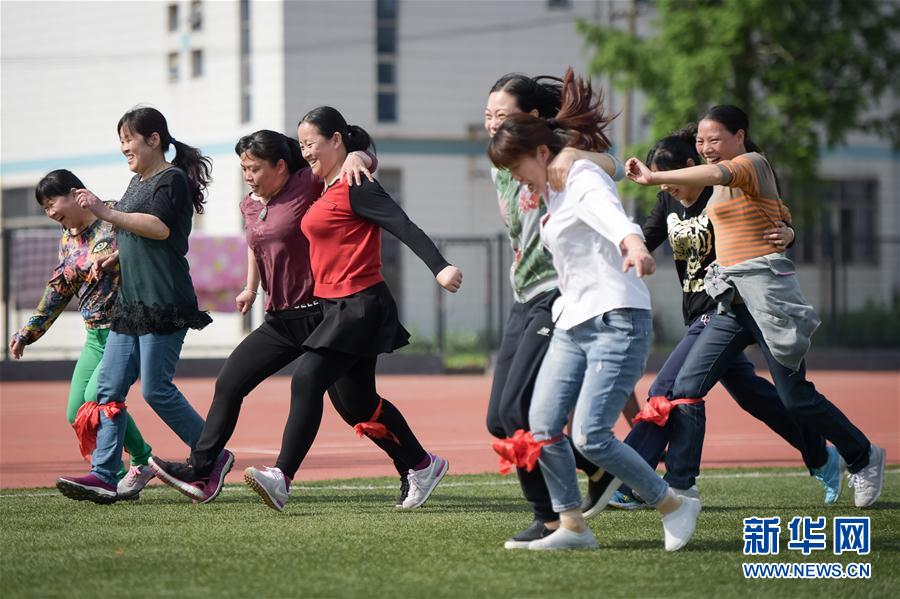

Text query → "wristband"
[243,287,258,296]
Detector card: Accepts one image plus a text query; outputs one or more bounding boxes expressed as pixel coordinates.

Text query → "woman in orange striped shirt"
[625,105,885,509]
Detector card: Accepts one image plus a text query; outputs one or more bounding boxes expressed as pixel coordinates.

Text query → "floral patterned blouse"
[15,218,119,345]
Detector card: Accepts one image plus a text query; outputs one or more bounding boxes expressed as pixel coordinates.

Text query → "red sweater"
[301,177,449,298]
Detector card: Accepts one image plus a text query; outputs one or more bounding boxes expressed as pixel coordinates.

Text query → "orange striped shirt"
[707,153,792,267]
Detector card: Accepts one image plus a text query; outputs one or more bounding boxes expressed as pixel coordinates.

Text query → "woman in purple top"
[149,130,409,506]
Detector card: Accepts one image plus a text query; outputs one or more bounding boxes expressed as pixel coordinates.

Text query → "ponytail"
[171,139,213,214]
[344,124,372,153]
[553,67,613,153]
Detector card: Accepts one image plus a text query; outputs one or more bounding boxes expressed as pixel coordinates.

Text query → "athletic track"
[1,372,897,489]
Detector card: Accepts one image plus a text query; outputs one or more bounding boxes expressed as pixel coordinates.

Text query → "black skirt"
[303,282,410,356]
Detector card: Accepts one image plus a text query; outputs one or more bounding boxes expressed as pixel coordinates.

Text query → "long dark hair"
[646,125,701,171]
[234,130,307,173]
[299,106,374,154]
[699,105,763,154]
[117,106,212,213]
[489,73,563,118]
[488,67,614,169]
[35,169,85,206]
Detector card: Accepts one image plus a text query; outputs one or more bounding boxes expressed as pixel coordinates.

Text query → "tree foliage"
[577,0,900,206]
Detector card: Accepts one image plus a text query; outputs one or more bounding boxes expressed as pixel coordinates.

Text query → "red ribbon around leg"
[491,429,562,475]
[71,401,128,462]
[354,398,400,444]
[632,396,705,427]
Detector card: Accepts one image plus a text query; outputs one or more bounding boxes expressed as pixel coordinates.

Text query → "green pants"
[67,327,153,479]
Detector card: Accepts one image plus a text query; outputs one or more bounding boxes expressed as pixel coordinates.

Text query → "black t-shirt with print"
[642,187,717,325]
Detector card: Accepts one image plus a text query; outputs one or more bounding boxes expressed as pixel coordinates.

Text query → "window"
[191,49,204,78]
[377,93,397,122]
[377,61,395,85]
[167,3,179,32]
[240,0,251,122]
[189,0,203,31]
[376,0,397,19]
[375,0,398,123]
[168,52,180,82]
[547,0,572,8]
[241,93,252,123]
[376,24,397,54]
[1,187,44,224]
[790,179,879,265]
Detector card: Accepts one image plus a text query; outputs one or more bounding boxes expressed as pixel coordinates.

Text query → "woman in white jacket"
[487,68,700,551]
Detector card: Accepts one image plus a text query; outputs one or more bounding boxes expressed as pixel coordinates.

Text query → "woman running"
[150,131,416,505]
[483,72,635,548]
[11,169,154,498]
[488,69,700,551]
[593,129,837,513]
[56,107,216,503]
[242,107,462,512]
[626,105,885,508]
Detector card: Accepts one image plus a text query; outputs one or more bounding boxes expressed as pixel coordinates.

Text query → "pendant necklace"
[258,205,268,221]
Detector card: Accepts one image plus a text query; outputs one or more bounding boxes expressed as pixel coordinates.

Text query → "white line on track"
[2,469,898,499]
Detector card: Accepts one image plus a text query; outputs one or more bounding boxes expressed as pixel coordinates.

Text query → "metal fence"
[3,224,898,361]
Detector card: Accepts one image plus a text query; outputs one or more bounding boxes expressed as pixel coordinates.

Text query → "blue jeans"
[91,329,204,484]
[529,309,667,512]
[671,304,871,474]
[621,312,828,496]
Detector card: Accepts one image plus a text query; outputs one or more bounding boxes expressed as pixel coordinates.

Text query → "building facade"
[2,0,897,359]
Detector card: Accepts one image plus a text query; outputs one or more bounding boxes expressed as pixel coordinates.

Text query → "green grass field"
[2,469,898,598]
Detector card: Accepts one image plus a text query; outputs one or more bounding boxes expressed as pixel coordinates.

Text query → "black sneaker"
[395,474,410,507]
[504,520,553,549]
[149,456,206,501]
[581,470,621,519]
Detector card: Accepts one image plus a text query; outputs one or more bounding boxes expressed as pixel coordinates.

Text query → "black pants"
[274,347,427,479]
[486,290,595,523]
[190,308,409,477]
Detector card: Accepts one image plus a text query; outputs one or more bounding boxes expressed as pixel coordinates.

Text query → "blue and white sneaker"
[608,490,648,510]
[812,445,845,505]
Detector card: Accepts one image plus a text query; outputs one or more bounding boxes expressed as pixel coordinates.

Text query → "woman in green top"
[56,107,220,504]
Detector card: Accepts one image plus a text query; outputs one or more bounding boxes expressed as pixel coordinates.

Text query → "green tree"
[578,0,900,207]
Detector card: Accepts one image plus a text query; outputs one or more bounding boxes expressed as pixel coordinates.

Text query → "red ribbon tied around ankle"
[491,429,560,475]
[353,398,399,444]
[632,396,704,427]
[71,401,128,462]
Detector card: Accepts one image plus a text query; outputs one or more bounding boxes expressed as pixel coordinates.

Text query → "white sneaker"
[244,466,290,512]
[848,445,886,508]
[662,495,701,551]
[672,485,701,502]
[528,526,598,551]
[117,464,154,499]
[400,454,448,509]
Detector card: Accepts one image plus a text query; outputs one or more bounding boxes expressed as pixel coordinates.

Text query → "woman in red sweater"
[244,107,462,511]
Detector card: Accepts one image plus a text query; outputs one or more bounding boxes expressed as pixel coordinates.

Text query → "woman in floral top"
[9,169,153,494]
